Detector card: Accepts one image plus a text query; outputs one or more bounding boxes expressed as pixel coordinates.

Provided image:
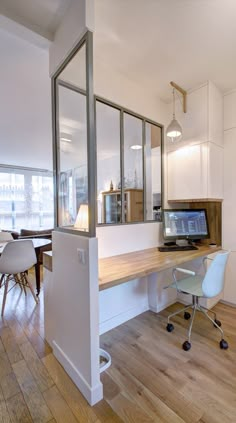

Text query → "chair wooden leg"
[1,275,10,316]
[23,273,38,304]
[0,274,5,289]
[14,274,23,291]
[19,273,27,295]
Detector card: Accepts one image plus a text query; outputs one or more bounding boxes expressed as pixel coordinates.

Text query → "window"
[0,166,54,230]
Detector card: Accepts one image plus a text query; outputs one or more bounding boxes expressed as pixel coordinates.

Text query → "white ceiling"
[94,0,236,100]
[1,0,236,100]
[0,0,72,40]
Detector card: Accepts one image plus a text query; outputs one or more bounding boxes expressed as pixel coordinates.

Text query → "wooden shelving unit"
[102,189,143,223]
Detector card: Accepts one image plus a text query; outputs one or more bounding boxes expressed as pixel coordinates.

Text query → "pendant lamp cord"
[172,88,176,119]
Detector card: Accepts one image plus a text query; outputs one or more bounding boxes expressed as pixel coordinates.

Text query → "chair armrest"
[202,256,214,272]
[164,267,196,291]
[171,267,196,291]
[173,267,196,276]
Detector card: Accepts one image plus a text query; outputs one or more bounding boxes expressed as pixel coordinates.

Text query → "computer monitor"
[162,209,209,242]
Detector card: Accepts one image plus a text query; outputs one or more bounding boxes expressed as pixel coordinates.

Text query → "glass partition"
[124,113,144,222]
[52,32,95,236]
[95,98,163,226]
[145,122,162,221]
[96,101,121,224]
[58,84,87,227]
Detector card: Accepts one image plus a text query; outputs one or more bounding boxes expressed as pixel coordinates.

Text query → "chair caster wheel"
[220,339,228,350]
[184,312,191,320]
[182,341,191,351]
[214,319,221,327]
[166,323,174,332]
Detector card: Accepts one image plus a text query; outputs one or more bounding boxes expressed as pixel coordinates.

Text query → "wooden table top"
[99,245,221,291]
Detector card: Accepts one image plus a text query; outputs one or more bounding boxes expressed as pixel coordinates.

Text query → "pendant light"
[166,81,187,143]
[166,88,182,143]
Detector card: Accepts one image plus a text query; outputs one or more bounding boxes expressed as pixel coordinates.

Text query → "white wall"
[223,90,236,304]
[94,60,164,123]
[0,28,52,169]
[97,222,163,258]
[49,0,94,76]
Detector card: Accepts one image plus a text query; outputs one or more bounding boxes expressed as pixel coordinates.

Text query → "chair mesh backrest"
[202,251,230,298]
[0,240,37,275]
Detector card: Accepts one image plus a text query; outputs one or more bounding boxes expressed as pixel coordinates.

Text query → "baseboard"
[99,301,149,335]
[220,299,236,308]
[52,341,103,406]
[149,298,176,313]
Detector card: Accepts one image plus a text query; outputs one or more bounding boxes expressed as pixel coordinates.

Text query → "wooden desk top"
[99,245,221,291]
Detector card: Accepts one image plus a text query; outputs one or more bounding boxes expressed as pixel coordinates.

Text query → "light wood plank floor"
[0,271,236,422]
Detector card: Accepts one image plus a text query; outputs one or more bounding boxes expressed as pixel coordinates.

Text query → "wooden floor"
[0,272,236,422]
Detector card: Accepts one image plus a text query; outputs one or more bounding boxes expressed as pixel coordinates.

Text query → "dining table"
[0,237,52,296]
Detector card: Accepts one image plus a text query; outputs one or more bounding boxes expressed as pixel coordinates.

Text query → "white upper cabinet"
[167,81,223,201]
[224,90,236,130]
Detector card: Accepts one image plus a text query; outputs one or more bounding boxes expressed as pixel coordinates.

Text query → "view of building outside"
[0,167,54,230]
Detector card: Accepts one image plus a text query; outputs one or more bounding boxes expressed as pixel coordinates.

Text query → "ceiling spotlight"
[130,144,142,150]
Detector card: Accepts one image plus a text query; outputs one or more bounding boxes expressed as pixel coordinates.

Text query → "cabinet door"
[208,143,223,199]
[167,144,208,200]
[127,190,143,222]
[103,194,121,224]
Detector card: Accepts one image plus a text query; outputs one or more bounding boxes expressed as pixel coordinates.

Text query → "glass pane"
[124,113,143,222]
[0,169,54,231]
[96,101,121,224]
[57,43,88,231]
[145,122,162,221]
[59,44,86,91]
[32,175,54,228]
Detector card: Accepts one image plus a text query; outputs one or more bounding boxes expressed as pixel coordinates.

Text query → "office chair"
[165,251,230,351]
[0,240,38,316]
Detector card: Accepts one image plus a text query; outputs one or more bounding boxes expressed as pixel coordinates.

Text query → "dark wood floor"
[0,271,236,422]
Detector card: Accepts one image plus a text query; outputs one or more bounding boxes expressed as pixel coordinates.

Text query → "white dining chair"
[0,239,38,316]
[165,251,230,351]
[0,231,13,289]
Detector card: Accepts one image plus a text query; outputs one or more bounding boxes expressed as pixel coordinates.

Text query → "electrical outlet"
[77,248,86,264]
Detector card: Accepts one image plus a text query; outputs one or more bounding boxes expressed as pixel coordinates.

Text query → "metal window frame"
[51,30,96,237]
[95,97,164,226]
[51,37,164,231]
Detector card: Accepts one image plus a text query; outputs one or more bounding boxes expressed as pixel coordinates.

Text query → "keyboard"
[158,245,198,252]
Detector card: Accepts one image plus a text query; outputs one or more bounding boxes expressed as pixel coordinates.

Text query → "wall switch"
[77,248,86,264]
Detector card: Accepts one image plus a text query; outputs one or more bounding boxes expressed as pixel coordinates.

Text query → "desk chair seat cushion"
[171,275,204,297]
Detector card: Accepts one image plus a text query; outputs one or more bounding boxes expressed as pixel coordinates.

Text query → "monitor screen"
[162,209,209,240]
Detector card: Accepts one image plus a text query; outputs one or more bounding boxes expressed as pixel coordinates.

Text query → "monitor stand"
[176,239,193,247]
[164,239,195,247]
[159,239,198,252]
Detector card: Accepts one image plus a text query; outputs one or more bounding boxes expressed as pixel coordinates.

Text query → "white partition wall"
[47,231,102,405]
[48,0,103,406]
